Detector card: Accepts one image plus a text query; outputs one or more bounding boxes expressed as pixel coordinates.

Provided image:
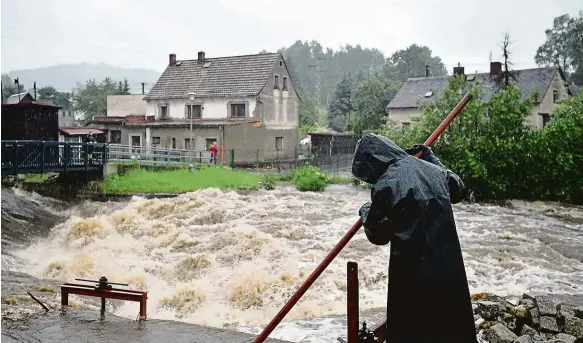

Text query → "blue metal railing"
[1,140,108,175]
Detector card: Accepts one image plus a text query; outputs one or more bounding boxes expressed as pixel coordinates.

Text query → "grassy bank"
[100,167,262,194]
[98,164,359,195]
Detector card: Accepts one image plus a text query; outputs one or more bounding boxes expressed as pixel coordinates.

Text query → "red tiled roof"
[59,128,105,135]
[126,115,155,124]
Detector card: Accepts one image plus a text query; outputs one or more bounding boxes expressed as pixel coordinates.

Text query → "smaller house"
[58,127,106,143]
[386,62,573,129]
[1,92,60,141]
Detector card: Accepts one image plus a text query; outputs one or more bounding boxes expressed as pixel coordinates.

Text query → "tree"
[535,12,583,85]
[116,79,131,95]
[299,92,319,126]
[327,73,354,131]
[352,74,400,130]
[2,74,24,100]
[500,33,518,87]
[383,44,448,81]
[73,77,126,122]
[37,86,72,108]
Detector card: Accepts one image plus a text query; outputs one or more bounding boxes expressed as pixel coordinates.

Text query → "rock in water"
[478,301,505,320]
[552,333,576,343]
[485,323,518,343]
[558,304,576,320]
[539,316,560,333]
[535,295,557,317]
[520,324,537,337]
[530,307,540,330]
[564,316,583,339]
[521,298,536,310]
[510,305,531,320]
[514,335,533,343]
[575,306,583,319]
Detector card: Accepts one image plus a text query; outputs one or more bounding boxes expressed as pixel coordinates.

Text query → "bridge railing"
[1,140,107,175]
[106,144,214,164]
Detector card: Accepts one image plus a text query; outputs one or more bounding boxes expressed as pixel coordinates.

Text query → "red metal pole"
[253,93,473,343]
[347,262,359,343]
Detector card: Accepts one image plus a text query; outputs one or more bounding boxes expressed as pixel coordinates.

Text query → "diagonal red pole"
[253,93,473,343]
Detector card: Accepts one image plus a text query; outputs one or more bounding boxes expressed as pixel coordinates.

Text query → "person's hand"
[405,144,433,160]
[359,201,372,223]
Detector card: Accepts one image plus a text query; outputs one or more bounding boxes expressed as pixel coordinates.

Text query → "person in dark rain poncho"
[351,133,477,343]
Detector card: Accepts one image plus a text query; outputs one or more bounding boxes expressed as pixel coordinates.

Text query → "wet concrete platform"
[1,309,291,343]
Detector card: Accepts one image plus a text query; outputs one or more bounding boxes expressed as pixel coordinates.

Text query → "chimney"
[169,53,176,66]
[197,51,205,63]
[490,61,503,81]
[453,62,465,77]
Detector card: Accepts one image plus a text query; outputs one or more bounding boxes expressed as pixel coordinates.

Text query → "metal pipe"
[252,93,473,343]
[347,262,359,343]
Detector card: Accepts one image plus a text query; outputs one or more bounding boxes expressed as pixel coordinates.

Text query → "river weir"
[1,185,582,342]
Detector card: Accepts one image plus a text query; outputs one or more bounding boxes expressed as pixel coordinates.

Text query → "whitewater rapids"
[6,185,583,342]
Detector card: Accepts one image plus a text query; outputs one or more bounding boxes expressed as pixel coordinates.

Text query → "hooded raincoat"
[352,133,477,343]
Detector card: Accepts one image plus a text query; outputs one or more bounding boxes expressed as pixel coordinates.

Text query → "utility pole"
[14,78,20,101]
[34,82,37,100]
[141,82,145,95]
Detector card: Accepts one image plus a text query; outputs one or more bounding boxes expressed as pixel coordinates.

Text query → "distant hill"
[4,63,162,93]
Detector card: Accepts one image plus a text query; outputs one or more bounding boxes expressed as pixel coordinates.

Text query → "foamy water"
[7,186,583,342]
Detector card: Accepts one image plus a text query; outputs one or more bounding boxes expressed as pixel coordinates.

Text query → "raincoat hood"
[351,133,410,184]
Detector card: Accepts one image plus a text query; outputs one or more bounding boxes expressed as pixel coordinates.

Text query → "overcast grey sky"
[1,0,581,73]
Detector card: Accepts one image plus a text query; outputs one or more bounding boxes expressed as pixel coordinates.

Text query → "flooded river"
[2,185,583,342]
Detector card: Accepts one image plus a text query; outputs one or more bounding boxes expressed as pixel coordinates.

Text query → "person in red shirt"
[208,141,218,164]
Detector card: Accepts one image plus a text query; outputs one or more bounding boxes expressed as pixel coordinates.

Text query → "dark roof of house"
[144,53,281,100]
[2,92,61,107]
[387,67,564,110]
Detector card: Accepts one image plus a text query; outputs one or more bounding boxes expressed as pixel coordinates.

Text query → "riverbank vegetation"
[100,167,263,194]
[368,78,583,205]
[98,165,353,194]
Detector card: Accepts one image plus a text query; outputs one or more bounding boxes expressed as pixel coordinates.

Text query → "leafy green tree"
[73,77,124,122]
[535,11,583,85]
[299,92,319,126]
[37,86,72,108]
[383,44,448,81]
[327,74,354,131]
[352,75,400,130]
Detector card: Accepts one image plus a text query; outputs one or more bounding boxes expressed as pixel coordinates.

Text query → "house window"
[540,113,551,128]
[186,104,202,119]
[131,135,141,147]
[185,138,191,150]
[275,137,283,151]
[280,61,283,66]
[160,104,168,118]
[110,130,122,143]
[283,77,288,90]
[553,90,559,103]
[152,136,161,145]
[231,103,246,118]
[274,75,279,89]
[402,122,411,132]
[171,138,176,149]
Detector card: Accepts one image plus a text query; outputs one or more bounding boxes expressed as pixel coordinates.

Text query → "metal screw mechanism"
[357,321,376,343]
[75,277,129,290]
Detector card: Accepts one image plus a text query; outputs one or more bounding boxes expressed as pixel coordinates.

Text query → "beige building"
[89,51,301,163]
[386,62,573,130]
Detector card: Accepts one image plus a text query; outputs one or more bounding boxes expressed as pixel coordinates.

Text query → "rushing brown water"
[3,185,583,342]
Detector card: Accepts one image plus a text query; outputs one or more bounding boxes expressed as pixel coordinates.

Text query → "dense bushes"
[373,77,583,204]
[292,166,330,191]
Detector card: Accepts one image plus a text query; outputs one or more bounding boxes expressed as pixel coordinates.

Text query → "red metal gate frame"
[60,282,148,319]
[346,261,387,343]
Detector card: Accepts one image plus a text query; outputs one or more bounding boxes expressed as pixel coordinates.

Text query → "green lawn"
[100,167,262,194]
